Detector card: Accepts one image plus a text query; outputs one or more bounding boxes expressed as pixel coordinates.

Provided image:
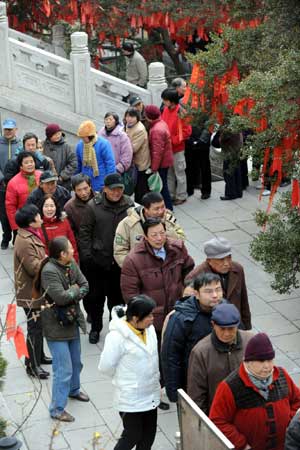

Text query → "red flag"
[6,304,17,340]
[14,326,29,359]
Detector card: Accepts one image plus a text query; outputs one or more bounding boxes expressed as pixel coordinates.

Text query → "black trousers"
[223,159,243,199]
[158,168,173,211]
[23,308,43,369]
[134,170,150,204]
[115,409,157,450]
[86,263,124,332]
[185,144,211,196]
[0,186,12,244]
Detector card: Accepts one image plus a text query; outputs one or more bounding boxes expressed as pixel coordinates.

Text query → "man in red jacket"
[144,105,174,211]
[161,89,192,205]
[210,333,300,450]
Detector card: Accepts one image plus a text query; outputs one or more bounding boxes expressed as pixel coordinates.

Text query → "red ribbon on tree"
[6,304,17,340]
[291,179,300,208]
[14,326,29,359]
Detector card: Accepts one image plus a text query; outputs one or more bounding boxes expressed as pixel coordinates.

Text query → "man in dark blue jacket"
[161,272,224,403]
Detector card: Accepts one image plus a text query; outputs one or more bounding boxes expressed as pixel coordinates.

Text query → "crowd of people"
[0,103,299,450]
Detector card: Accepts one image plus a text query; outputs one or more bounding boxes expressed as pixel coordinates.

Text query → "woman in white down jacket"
[98,295,160,450]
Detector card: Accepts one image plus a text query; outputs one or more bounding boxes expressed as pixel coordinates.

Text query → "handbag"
[121,165,138,196]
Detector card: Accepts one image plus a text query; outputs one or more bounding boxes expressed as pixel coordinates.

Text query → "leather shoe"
[158,401,170,411]
[1,240,9,250]
[69,392,90,402]
[220,195,241,201]
[174,198,187,206]
[201,193,211,200]
[26,366,49,379]
[89,330,100,344]
[41,355,52,365]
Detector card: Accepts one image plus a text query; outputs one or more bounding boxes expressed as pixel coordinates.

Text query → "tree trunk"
[158,27,186,76]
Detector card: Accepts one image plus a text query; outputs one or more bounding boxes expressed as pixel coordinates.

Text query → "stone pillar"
[70,32,93,117]
[0,2,12,88]
[52,24,66,58]
[147,62,168,106]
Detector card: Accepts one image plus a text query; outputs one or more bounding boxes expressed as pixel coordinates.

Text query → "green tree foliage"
[250,192,300,294]
[0,352,8,436]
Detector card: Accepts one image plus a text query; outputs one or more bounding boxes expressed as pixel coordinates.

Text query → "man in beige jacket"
[114,191,185,267]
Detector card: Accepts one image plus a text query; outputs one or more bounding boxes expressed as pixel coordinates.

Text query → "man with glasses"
[186,236,252,330]
[121,217,194,409]
[161,272,224,404]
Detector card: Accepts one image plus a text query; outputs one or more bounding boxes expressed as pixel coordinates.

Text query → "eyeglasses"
[202,287,223,294]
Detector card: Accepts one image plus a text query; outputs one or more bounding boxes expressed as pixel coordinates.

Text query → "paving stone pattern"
[1,180,299,449]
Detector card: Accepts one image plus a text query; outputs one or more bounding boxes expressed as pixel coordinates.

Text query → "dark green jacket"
[41,258,88,340]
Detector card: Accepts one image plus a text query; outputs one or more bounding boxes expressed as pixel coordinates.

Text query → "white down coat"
[98,316,160,412]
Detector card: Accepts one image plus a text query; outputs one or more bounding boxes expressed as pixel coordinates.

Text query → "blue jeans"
[47,330,82,417]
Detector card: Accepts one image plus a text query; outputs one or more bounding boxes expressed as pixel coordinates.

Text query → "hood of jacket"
[109,314,155,350]
[100,124,124,137]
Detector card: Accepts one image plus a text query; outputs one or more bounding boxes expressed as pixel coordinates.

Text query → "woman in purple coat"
[99,113,133,175]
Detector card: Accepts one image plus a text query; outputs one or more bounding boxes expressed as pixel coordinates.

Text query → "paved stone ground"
[1,180,300,450]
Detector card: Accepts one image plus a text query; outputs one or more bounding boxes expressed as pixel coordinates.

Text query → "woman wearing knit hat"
[75,120,115,192]
[209,332,300,450]
[43,123,77,191]
[144,105,174,210]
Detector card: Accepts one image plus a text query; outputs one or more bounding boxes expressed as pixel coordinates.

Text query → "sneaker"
[262,189,271,196]
[89,330,100,344]
[52,410,75,422]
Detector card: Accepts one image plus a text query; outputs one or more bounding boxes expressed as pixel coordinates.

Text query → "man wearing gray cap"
[186,236,251,330]
[0,118,20,249]
[187,303,253,415]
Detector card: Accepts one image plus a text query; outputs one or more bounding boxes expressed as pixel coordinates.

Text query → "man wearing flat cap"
[186,236,252,330]
[187,303,253,415]
[26,170,71,210]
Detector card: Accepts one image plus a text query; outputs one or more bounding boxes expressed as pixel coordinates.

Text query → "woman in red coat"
[6,151,41,231]
[40,194,79,262]
[144,105,174,211]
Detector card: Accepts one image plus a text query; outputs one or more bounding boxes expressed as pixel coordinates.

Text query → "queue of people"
[1,111,299,450]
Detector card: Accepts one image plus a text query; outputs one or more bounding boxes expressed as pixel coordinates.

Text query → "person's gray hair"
[171,78,186,88]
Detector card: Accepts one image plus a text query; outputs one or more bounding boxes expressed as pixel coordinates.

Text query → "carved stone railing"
[0,1,167,125]
[8,28,54,52]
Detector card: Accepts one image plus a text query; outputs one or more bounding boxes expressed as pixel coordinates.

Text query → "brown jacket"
[14,228,46,308]
[186,260,252,330]
[121,238,194,331]
[126,121,150,171]
[187,330,253,414]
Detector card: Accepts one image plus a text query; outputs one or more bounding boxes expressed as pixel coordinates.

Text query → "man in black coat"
[161,272,224,403]
[79,173,134,344]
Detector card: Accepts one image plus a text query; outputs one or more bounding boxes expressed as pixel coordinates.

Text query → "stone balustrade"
[0,1,167,130]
